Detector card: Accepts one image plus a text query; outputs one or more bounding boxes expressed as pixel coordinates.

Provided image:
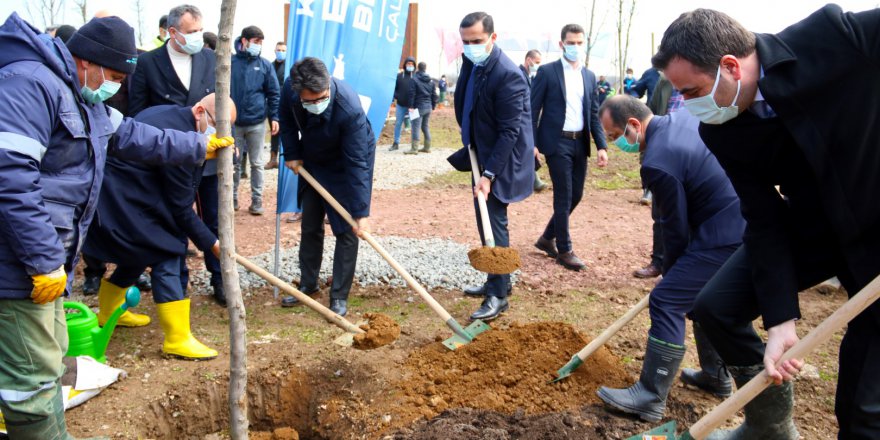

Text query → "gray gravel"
[188,235,517,294]
[371,146,458,190]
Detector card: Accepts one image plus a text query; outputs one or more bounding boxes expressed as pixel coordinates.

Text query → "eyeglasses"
[205,110,216,125]
[301,95,330,105]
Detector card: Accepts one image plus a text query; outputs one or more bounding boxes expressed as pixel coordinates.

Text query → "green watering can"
[63,287,141,363]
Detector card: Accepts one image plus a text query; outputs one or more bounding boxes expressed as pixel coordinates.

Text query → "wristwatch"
[481,170,496,182]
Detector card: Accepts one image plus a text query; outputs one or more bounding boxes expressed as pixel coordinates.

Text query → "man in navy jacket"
[448,12,534,321]
[279,57,376,317]
[595,96,744,422]
[0,13,229,439]
[531,24,608,271]
[84,94,233,362]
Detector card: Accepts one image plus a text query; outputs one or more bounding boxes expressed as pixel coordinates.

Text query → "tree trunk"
[215,0,248,438]
[585,0,598,67]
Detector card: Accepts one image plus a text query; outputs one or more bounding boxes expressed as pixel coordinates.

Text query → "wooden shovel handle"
[467,146,495,248]
[297,168,456,324]
[233,254,364,334]
[575,293,650,362]
[688,273,880,439]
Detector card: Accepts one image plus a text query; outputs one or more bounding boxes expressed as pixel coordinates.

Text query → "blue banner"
[276,0,411,214]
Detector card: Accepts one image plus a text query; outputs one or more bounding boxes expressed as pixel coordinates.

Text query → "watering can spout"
[93,287,141,359]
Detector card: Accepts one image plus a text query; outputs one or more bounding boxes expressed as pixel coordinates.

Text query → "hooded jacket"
[393,56,416,107]
[407,70,438,112]
[0,13,206,299]
[231,38,281,126]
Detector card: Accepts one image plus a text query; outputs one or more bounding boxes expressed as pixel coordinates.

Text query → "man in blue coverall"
[595,95,745,422]
[0,13,231,439]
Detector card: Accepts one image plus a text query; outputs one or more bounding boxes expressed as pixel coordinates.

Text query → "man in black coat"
[128,4,224,304]
[655,6,880,439]
[389,56,416,151]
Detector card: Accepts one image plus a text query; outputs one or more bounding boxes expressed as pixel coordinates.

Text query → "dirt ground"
[65,108,846,439]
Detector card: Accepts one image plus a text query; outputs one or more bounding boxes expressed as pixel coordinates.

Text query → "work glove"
[31,265,67,304]
[206,134,235,160]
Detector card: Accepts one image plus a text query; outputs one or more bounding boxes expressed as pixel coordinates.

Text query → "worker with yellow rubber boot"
[83,94,236,361]
[0,13,232,440]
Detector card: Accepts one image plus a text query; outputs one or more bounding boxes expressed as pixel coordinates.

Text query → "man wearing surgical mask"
[448,12,534,321]
[530,23,608,272]
[278,57,375,317]
[129,4,225,305]
[595,95,743,423]
[654,7,880,439]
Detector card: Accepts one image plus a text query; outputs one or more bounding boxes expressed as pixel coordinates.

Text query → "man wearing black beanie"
[0,12,233,440]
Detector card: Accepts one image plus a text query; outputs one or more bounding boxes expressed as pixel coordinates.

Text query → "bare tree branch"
[615,0,637,92]
[28,0,66,30]
[131,0,145,47]
[71,0,87,25]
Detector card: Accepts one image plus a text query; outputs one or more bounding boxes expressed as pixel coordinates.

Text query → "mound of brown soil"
[353,313,401,350]
[393,322,631,421]
[250,427,299,440]
[467,246,521,274]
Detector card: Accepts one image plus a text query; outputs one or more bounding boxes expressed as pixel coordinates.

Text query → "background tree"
[26,0,65,30]
[70,0,86,25]
[132,0,145,47]
[615,0,637,92]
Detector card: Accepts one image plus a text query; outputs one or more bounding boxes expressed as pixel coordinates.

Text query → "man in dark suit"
[449,12,534,321]
[530,23,608,271]
[128,4,225,305]
[519,49,548,193]
[654,6,880,438]
[83,94,232,361]
[279,57,376,317]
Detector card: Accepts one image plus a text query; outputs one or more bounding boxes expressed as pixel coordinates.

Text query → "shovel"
[628,273,880,440]
[552,293,650,383]
[297,168,490,350]
[466,145,521,275]
[233,254,365,346]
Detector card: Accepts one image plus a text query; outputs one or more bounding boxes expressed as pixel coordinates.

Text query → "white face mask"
[682,65,742,125]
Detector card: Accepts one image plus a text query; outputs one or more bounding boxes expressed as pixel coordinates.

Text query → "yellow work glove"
[206,134,235,160]
[31,265,67,304]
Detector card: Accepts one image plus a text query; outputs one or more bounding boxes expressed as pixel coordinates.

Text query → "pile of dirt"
[250,427,299,440]
[467,246,521,274]
[353,313,401,350]
[392,322,631,422]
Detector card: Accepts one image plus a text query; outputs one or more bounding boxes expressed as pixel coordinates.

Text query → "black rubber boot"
[705,365,799,440]
[598,337,685,422]
[680,322,732,397]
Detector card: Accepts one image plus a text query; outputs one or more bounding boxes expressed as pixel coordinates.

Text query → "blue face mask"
[562,44,582,62]
[275,50,286,61]
[81,67,121,104]
[247,43,262,57]
[613,125,640,153]
[175,30,204,55]
[303,96,330,115]
[463,43,492,65]
[405,65,414,72]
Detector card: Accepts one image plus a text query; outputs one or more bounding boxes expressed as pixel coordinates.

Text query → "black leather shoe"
[556,251,586,271]
[469,296,508,321]
[330,299,348,316]
[534,236,558,258]
[462,284,513,297]
[82,275,100,296]
[136,272,152,291]
[212,284,227,307]
[281,287,320,307]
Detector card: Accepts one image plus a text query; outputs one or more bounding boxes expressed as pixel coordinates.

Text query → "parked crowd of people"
[1,3,878,440]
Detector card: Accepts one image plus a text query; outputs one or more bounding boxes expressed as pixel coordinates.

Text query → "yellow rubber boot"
[97,279,151,327]
[156,299,218,360]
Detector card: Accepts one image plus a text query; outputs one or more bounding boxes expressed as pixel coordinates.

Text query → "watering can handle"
[63,301,92,316]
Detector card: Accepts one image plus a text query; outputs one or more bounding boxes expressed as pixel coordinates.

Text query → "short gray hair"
[167,4,201,29]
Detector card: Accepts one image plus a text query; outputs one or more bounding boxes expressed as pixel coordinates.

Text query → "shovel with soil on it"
[467,145,521,275]
[628,273,880,440]
[297,167,490,350]
[234,255,399,350]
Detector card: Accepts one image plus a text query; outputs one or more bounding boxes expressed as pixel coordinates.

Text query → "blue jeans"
[392,104,408,144]
[232,123,267,203]
[542,138,588,253]
[109,257,186,304]
[472,192,511,298]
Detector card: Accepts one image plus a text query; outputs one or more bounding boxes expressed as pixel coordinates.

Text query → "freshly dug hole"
[467,246,521,274]
[353,313,400,350]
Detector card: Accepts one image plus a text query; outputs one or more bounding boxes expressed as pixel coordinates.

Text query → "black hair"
[290,57,330,94]
[598,95,652,129]
[203,31,217,50]
[159,14,168,28]
[460,12,493,34]
[55,24,77,43]
[417,61,427,72]
[560,24,585,41]
[652,9,756,74]
[241,25,264,41]
[276,41,286,47]
[525,49,541,61]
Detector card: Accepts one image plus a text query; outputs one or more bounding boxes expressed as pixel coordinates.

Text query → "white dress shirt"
[562,60,585,132]
[167,43,192,91]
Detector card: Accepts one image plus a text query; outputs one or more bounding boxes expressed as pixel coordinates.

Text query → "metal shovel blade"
[625,421,679,440]
[550,354,584,383]
[442,319,491,350]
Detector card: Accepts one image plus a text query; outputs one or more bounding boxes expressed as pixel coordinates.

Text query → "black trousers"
[541,138,587,253]
[692,245,880,438]
[650,200,663,268]
[472,192,511,298]
[299,184,359,300]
